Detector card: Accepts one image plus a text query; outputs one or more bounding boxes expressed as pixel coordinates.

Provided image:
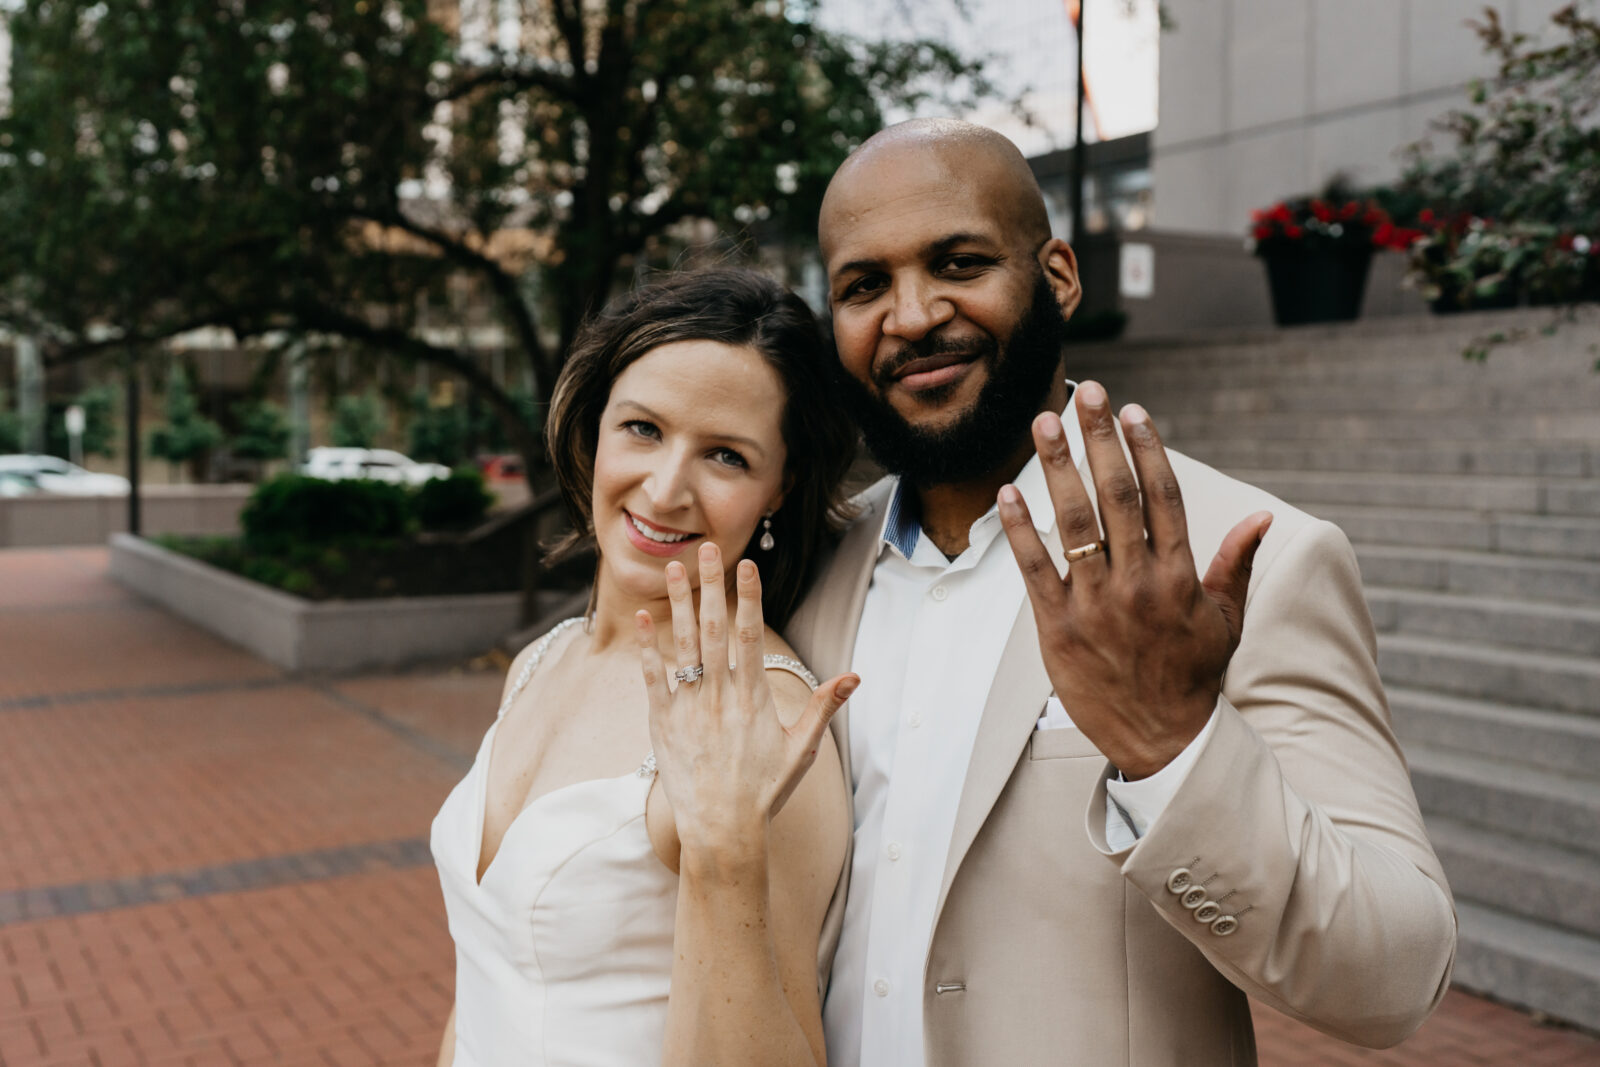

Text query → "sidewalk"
[1,547,1595,1065]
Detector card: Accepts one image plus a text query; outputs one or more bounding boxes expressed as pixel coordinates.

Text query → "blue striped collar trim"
[881,478,921,559]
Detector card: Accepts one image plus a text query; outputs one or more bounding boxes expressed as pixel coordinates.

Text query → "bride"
[431,268,860,1066]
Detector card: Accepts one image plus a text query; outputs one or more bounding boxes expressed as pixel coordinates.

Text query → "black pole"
[1069,0,1087,244]
[125,358,141,537]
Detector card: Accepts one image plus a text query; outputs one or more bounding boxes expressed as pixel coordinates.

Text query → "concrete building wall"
[1152,0,1573,236]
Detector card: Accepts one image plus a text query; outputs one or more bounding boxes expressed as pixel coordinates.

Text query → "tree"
[230,399,291,463]
[331,391,386,449]
[0,0,994,612]
[149,364,222,479]
[407,389,472,468]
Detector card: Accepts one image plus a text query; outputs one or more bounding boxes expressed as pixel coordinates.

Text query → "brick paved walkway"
[1,547,1595,1065]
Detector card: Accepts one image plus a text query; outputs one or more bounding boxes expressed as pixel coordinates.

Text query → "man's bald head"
[819,119,1053,261]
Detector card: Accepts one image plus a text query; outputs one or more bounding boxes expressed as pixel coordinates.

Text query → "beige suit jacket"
[795,447,1456,1066]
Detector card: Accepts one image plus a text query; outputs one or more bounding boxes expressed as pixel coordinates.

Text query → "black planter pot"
[1258,244,1374,326]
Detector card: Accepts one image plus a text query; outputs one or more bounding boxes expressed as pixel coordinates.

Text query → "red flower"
[1269,203,1293,223]
[1339,201,1361,221]
[1373,221,1396,247]
[1311,199,1333,222]
[1418,208,1436,224]
[1253,224,1274,241]
[1285,225,1304,239]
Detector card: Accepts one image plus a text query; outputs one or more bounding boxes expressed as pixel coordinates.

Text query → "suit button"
[1194,901,1222,923]
[1211,915,1239,937]
[1166,868,1193,893]
[873,978,890,996]
[1180,885,1208,909]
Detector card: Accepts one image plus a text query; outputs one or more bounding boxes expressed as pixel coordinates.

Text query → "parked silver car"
[298,447,451,486]
[0,454,131,495]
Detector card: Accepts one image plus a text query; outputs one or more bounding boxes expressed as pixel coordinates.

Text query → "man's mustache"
[872,334,997,387]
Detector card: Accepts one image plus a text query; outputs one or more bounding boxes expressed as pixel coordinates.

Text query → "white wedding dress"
[431,618,818,1067]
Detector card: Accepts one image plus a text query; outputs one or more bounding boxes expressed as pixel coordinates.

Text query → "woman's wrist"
[677,819,771,882]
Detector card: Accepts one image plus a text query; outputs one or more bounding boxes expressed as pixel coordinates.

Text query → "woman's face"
[591,339,789,603]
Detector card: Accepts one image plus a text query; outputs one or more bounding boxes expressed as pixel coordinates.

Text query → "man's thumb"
[1202,512,1272,645]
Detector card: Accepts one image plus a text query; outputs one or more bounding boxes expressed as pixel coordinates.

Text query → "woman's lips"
[621,510,701,558]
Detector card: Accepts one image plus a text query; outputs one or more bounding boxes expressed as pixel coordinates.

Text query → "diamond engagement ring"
[1064,539,1107,562]
[673,664,705,684]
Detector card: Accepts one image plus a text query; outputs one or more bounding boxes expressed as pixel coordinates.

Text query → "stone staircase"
[1069,307,1600,1031]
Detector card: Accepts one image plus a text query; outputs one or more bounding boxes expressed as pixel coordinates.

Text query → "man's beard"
[836,274,1070,488]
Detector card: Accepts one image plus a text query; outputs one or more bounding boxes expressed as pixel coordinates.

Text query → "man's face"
[821,149,1073,486]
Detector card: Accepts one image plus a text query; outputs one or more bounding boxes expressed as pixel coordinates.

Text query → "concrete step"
[1368,588,1600,658]
[1112,380,1600,419]
[1181,439,1600,478]
[1407,744,1600,857]
[1426,815,1600,941]
[1379,633,1600,715]
[1156,409,1600,445]
[1225,470,1600,517]
[1319,504,1600,561]
[1356,546,1600,608]
[1452,900,1600,1033]
[1389,687,1600,779]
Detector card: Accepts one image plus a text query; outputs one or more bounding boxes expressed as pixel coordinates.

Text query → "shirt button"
[908,713,922,729]
[873,978,889,997]
[930,585,948,601]
[886,842,902,861]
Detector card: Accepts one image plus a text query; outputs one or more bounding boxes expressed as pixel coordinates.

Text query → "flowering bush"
[1404,211,1598,309]
[1249,196,1422,255]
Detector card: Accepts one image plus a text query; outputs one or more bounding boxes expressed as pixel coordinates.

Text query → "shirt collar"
[877,380,1084,561]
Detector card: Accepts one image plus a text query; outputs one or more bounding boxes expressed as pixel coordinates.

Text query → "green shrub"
[413,469,495,531]
[241,474,412,551]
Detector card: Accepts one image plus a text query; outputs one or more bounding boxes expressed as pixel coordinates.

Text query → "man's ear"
[1038,238,1083,320]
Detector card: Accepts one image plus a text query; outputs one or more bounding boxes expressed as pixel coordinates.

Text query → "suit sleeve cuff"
[1102,703,1221,849]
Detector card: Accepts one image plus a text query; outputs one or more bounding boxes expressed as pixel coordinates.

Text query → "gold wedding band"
[1064,540,1107,563]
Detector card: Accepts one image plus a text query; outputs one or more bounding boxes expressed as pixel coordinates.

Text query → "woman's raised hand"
[635,542,858,859]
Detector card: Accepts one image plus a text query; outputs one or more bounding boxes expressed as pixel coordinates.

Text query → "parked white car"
[299,447,451,486]
[0,454,131,495]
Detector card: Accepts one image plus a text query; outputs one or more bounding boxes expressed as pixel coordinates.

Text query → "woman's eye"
[622,419,660,440]
[710,447,748,469]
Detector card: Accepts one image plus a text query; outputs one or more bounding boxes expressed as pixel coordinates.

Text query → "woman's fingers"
[696,542,729,693]
[732,559,765,705]
[664,561,700,677]
[634,610,672,722]
[768,673,858,818]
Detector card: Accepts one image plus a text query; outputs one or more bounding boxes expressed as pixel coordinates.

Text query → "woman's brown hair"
[545,268,856,627]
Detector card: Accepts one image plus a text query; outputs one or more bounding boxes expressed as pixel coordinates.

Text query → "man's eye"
[943,255,987,272]
[841,276,886,300]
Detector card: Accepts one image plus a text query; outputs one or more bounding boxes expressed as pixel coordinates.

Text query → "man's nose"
[883,279,954,341]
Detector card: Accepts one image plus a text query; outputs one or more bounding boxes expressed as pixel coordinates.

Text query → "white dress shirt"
[823,386,1217,1067]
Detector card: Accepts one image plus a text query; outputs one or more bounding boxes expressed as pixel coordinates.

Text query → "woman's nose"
[643,451,693,511]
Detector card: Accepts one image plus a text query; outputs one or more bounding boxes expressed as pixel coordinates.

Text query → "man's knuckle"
[1104,476,1141,511]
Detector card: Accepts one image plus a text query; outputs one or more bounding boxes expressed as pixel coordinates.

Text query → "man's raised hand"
[997,380,1272,779]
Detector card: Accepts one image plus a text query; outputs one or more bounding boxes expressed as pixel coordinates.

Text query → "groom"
[787,119,1457,1065]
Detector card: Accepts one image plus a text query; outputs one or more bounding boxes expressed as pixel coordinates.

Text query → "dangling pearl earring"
[759,515,775,551]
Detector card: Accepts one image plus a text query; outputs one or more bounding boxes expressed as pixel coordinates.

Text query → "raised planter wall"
[0,485,253,548]
[109,534,521,673]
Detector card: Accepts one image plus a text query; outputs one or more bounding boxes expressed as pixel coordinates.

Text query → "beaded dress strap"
[637,654,821,779]
[496,616,585,720]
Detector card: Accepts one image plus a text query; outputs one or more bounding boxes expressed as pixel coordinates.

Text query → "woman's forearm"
[662,840,823,1067]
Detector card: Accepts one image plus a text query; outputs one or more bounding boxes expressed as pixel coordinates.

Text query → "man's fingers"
[696,542,729,693]
[1075,381,1145,560]
[1202,511,1273,647]
[664,561,700,673]
[1120,404,1192,561]
[999,485,1069,616]
[1031,411,1105,582]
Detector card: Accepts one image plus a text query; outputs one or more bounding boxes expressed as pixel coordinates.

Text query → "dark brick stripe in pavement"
[0,836,433,927]
[312,683,475,774]
[0,674,292,712]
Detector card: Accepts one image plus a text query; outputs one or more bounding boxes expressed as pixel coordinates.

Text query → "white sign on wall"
[1119,241,1155,299]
